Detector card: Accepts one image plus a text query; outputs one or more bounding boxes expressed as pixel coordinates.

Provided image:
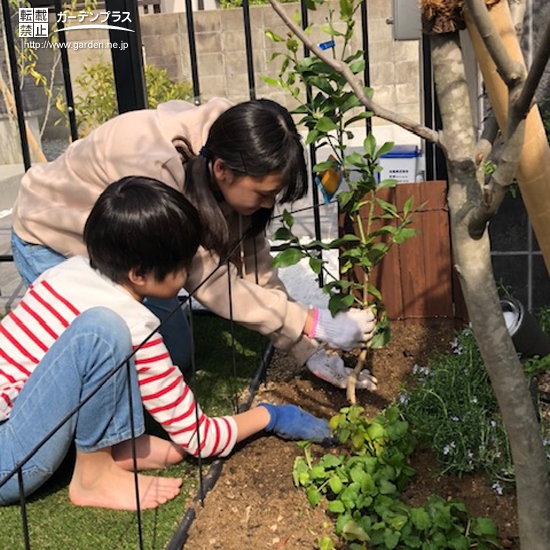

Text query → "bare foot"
[112,434,186,471]
[69,449,182,510]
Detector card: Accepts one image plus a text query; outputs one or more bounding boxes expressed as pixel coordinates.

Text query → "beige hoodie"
[12,98,317,364]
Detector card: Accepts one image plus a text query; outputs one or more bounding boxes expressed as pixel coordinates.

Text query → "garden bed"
[184,321,519,549]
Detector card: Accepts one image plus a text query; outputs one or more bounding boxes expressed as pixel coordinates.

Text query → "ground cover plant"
[0,313,266,550]
[294,405,501,549]
[401,318,550,489]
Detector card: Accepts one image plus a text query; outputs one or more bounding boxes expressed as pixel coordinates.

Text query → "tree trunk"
[431,31,550,550]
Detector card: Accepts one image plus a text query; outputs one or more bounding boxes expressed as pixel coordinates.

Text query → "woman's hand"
[306,307,376,350]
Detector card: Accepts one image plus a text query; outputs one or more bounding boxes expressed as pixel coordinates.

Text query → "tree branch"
[266,0,441,146]
[463,0,525,86]
[515,19,550,117]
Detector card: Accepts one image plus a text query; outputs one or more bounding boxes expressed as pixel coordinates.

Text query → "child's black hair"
[84,176,202,284]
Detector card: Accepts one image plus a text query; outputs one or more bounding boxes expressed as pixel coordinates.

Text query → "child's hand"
[257,403,331,442]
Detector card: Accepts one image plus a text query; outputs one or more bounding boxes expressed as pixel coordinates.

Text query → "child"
[0,176,331,511]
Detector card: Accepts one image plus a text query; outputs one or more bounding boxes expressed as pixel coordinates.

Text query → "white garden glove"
[310,307,376,351]
[306,348,378,391]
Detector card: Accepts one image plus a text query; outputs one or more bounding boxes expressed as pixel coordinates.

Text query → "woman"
[10,98,377,388]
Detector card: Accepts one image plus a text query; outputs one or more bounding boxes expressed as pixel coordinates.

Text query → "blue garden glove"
[258,403,332,442]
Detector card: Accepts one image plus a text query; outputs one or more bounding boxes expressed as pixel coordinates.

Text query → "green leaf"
[377,178,398,189]
[448,535,470,550]
[319,454,343,469]
[329,475,344,495]
[307,486,322,507]
[339,0,353,18]
[403,196,415,217]
[310,465,328,480]
[343,111,374,127]
[262,76,281,87]
[386,420,409,441]
[272,248,304,268]
[471,518,498,537]
[282,209,295,228]
[309,256,324,275]
[314,160,340,173]
[375,198,398,216]
[384,529,400,549]
[318,536,335,550]
[306,129,321,146]
[346,151,368,168]
[328,499,346,514]
[363,134,377,158]
[271,227,294,241]
[393,227,417,244]
[265,29,284,42]
[342,519,370,542]
[328,293,355,315]
[379,479,397,495]
[331,234,361,246]
[340,483,360,510]
[316,116,339,132]
[366,421,386,441]
[375,141,395,159]
[410,507,431,531]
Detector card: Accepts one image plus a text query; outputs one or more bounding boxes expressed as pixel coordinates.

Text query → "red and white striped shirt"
[0,256,237,457]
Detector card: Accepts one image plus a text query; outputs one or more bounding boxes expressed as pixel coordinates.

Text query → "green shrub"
[295,406,501,549]
[74,61,193,136]
[400,326,550,489]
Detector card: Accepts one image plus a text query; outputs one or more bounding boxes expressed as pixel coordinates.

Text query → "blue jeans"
[0,307,144,505]
[11,230,193,376]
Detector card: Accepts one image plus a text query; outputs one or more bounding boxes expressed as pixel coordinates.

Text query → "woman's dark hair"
[84,176,202,284]
[180,98,308,257]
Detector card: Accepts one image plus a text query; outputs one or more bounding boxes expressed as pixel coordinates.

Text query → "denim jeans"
[0,307,145,505]
[11,230,193,376]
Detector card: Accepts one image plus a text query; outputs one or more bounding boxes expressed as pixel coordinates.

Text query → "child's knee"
[77,307,132,350]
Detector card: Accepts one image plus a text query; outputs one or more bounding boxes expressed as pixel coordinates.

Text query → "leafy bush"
[295,406,501,549]
[400,326,550,488]
[74,61,193,136]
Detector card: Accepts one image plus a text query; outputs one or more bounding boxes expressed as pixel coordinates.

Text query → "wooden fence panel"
[340,181,464,323]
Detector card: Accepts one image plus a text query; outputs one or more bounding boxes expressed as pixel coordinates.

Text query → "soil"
[184,321,519,550]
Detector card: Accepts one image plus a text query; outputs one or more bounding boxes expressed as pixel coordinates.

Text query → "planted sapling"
[265,0,417,402]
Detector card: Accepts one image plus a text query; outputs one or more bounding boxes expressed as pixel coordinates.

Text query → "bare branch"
[266,0,440,146]
[515,19,550,117]
[508,0,527,39]
[463,0,525,86]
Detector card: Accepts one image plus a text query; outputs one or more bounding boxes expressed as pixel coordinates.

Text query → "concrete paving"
[0,211,25,316]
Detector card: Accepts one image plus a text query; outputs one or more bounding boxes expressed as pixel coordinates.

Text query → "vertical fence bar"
[241,0,256,100]
[300,0,324,287]
[185,0,201,104]
[52,0,78,142]
[1,0,32,170]
[17,469,31,550]
[126,359,144,550]
[106,0,147,113]
[360,0,372,136]
[225,258,239,412]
